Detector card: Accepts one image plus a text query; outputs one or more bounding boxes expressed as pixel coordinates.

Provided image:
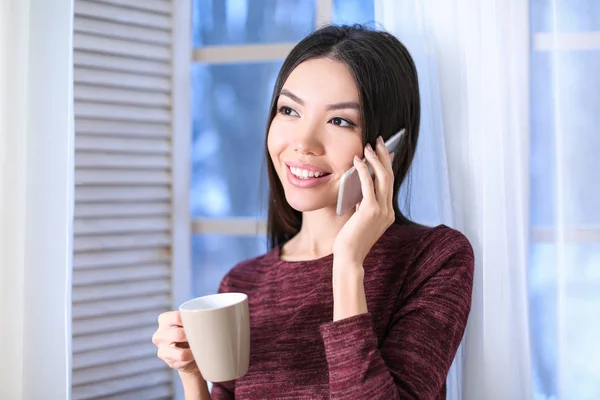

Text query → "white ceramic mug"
[179,293,250,383]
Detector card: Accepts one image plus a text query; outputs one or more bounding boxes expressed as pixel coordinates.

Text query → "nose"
[291,124,324,156]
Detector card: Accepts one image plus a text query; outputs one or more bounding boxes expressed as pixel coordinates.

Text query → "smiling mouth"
[288,166,332,180]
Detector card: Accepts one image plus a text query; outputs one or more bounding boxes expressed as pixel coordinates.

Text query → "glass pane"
[530,51,600,227]
[190,62,282,218]
[529,243,600,399]
[333,0,375,25]
[531,0,600,33]
[530,51,556,227]
[192,235,268,298]
[192,0,316,47]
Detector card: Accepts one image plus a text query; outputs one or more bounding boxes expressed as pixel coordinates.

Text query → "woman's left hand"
[333,135,396,267]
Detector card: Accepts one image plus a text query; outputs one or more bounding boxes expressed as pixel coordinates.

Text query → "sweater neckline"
[273,243,334,264]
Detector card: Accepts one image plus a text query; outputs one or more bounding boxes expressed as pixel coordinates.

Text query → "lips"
[285,161,331,175]
[284,163,332,189]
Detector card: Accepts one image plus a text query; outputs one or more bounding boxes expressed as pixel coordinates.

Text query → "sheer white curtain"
[0,0,74,398]
[375,1,533,399]
[528,2,600,399]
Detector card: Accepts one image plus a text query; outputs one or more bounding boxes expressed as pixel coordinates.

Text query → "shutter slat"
[73,293,171,319]
[73,324,158,353]
[75,202,170,218]
[72,368,171,400]
[74,51,170,77]
[74,32,170,61]
[91,0,172,15]
[76,119,171,138]
[73,357,167,387]
[74,217,170,235]
[76,135,170,154]
[74,106,170,124]
[74,248,170,269]
[75,102,171,123]
[73,264,171,286]
[96,383,172,400]
[73,342,155,370]
[75,186,171,202]
[75,68,171,92]
[74,233,171,252]
[74,16,171,45]
[73,279,170,303]
[75,169,171,185]
[73,310,167,336]
[75,84,171,107]
[75,1,172,30]
[75,152,171,169]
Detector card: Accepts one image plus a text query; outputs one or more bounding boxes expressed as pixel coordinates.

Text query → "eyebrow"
[279,89,360,111]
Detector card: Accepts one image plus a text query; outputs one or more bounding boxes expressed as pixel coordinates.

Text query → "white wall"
[0,0,74,398]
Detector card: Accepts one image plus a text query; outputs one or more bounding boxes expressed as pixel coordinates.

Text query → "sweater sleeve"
[319,228,474,400]
[210,274,236,400]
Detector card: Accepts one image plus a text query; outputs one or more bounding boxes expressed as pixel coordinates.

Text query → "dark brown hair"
[265,24,421,249]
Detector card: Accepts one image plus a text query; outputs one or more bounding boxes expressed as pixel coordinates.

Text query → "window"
[188,1,600,398]
[190,0,375,299]
[529,1,600,398]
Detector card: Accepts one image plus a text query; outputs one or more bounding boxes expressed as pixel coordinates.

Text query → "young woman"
[153,24,474,400]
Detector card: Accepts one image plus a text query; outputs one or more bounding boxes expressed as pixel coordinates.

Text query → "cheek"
[267,124,286,167]
[328,139,364,174]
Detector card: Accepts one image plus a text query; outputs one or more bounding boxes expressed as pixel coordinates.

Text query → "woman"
[153,24,474,400]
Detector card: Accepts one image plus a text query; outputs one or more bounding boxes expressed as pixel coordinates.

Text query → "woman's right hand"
[152,310,202,378]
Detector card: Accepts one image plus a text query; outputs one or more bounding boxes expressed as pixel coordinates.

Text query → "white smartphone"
[336,129,406,216]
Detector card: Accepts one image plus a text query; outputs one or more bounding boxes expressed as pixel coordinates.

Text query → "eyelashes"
[330,117,356,128]
[277,106,298,116]
[276,106,357,128]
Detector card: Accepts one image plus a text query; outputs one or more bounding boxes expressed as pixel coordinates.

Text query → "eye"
[278,106,299,117]
[329,117,356,128]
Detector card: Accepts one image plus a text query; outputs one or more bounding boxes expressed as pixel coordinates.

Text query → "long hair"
[264,24,421,249]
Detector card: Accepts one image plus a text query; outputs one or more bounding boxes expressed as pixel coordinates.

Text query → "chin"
[284,192,334,213]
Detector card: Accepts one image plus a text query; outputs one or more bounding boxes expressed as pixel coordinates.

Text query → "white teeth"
[290,167,326,179]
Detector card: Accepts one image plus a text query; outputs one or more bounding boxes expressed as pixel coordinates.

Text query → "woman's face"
[268,57,364,213]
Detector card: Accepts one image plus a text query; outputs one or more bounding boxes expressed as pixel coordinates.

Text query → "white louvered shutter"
[72,1,182,398]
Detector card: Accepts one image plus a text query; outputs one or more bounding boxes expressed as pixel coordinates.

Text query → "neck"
[282,206,353,260]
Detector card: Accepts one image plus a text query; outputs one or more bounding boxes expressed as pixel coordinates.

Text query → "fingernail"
[377,136,384,145]
[354,155,360,162]
[366,143,373,152]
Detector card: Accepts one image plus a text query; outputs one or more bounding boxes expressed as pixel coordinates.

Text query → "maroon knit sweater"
[212,223,474,400]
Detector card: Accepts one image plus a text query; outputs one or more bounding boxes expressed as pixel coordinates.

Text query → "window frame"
[530,30,600,244]
[187,0,333,239]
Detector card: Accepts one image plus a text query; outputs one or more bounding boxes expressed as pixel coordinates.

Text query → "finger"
[364,142,391,205]
[152,325,187,347]
[157,344,195,367]
[376,136,395,208]
[376,136,394,171]
[158,310,183,328]
[165,326,187,344]
[353,155,376,205]
[152,330,160,346]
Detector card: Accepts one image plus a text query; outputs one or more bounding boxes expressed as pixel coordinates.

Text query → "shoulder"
[217,247,279,293]
[414,224,474,264]
[406,224,474,296]
[378,223,474,290]
[381,223,473,264]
